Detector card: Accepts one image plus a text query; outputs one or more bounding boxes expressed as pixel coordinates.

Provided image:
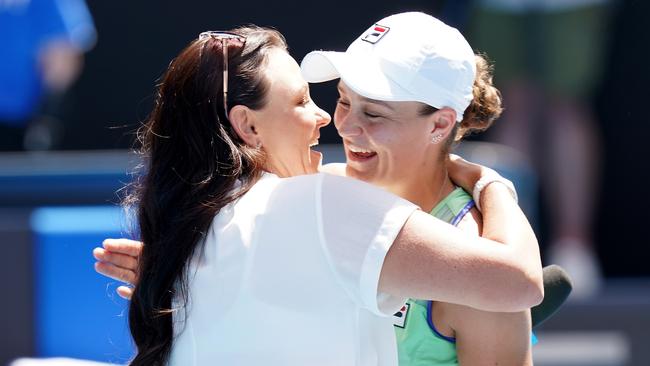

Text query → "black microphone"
[532,264,573,328]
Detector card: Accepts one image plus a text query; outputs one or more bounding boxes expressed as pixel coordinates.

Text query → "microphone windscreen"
[532,264,573,328]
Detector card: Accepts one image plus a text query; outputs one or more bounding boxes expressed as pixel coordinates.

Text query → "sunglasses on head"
[199,31,246,113]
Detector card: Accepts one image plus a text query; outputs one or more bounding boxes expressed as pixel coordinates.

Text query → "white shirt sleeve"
[316,173,418,316]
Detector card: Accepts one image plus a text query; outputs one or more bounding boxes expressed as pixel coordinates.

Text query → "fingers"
[447,154,468,174]
[102,238,143,257]
[94,238,140,300]
[117,285,133,300]
[448,153,463,163]
[447,154,477,170]
[448,154,496,175]
[94,261,137,284]
[93,247,138,271]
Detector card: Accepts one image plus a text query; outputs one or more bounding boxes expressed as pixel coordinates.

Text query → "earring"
[256,141,262,149]
[431,134,443,144]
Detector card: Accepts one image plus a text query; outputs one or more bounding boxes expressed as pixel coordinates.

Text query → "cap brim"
[301,51,413,102]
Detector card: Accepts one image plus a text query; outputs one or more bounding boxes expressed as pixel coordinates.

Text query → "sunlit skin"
[93,69,533,366]
[231,48,331,177]
[334,82,457,213]
[332,82,532,365]
[255,49,331,176]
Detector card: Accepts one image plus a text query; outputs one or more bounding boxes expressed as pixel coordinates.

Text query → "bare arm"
[450,304,533,365]
[439,207,533,365]
[379,182,543,312]
[97,159,542,310]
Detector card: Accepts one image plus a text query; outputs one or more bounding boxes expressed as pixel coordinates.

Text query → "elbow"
[496,262,544,312]
[509,239,544,310]
[521,249,545,308]
[513,264,544,311]
[524,269,544,308]
[477,264,544,313]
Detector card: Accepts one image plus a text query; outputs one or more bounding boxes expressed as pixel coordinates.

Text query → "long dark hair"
[125,26,287,365]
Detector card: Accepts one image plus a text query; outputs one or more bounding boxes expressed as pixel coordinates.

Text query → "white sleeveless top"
[168,172,417,366]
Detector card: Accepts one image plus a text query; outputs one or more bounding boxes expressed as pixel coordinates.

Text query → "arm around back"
[379,183,543,312]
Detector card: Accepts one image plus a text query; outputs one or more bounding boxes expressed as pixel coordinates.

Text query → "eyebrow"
[337,82,396,111]
[294,83,309,98]
[361,97,395,111]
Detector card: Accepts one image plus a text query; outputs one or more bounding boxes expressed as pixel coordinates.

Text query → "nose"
[315,105,331,128]
[334,106,361,138]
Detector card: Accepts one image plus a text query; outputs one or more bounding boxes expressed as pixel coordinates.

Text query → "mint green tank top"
[393,187,474,366]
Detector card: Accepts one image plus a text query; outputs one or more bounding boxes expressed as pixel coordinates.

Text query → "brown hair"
[456,54,503,141]
[125,26,287,365]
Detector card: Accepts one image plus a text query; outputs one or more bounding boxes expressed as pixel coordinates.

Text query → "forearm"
[479,183,544,308]
[381,209,542,312]
[447,154,543,308]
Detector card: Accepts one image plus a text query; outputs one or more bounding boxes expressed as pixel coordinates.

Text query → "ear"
[228,105,260,147]
[431,107,457,140]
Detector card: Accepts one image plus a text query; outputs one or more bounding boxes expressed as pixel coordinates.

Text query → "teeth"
[348,144,374,154]
[309,139,319,147]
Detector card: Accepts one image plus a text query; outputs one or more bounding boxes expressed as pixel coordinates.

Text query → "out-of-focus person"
[0,0,96,151]
[467,0,609,299]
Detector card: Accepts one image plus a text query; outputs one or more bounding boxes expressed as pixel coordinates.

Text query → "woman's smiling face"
[334,82,438,188]
[251,49,331,176]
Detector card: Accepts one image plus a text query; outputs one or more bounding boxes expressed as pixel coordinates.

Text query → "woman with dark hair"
[96,25,542,365]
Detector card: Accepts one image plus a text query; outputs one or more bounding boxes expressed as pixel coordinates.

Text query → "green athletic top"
[392,187,475,366]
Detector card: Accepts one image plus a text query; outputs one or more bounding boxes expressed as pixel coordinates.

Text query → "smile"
[346,143,377,161]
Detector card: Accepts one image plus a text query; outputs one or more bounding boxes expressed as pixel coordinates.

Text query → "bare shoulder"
[456,206,483,237]
[320,163,347,176]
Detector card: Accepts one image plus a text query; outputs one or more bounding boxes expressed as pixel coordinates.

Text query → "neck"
[264,158,303,178]
[388,157,455,213]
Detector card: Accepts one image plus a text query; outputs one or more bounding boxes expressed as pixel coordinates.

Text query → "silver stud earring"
[256,141,262,149]
[431,134,443,144]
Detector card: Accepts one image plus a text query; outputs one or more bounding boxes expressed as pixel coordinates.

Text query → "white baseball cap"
[301,12,476,122]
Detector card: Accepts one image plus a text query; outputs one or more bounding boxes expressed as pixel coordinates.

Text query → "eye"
[336,98,350,108]
[363,110,382,119]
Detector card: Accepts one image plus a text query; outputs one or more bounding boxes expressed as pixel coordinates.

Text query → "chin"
[308,150,322,173]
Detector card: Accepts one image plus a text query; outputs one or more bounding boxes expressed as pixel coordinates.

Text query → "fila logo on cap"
[361,24,390,44]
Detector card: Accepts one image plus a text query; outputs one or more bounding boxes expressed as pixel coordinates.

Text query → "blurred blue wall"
[32,206,133,362]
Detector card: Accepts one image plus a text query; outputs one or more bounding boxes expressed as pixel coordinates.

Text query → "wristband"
[472,174,518,211]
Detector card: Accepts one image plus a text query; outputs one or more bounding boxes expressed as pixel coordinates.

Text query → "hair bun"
[456,54,503,141]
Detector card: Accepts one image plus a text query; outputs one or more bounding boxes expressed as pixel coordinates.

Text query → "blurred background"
[1,0,648,365]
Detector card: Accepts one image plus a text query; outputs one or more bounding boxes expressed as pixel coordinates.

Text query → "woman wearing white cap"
[301,12,535,365]
[92,18,542,365]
